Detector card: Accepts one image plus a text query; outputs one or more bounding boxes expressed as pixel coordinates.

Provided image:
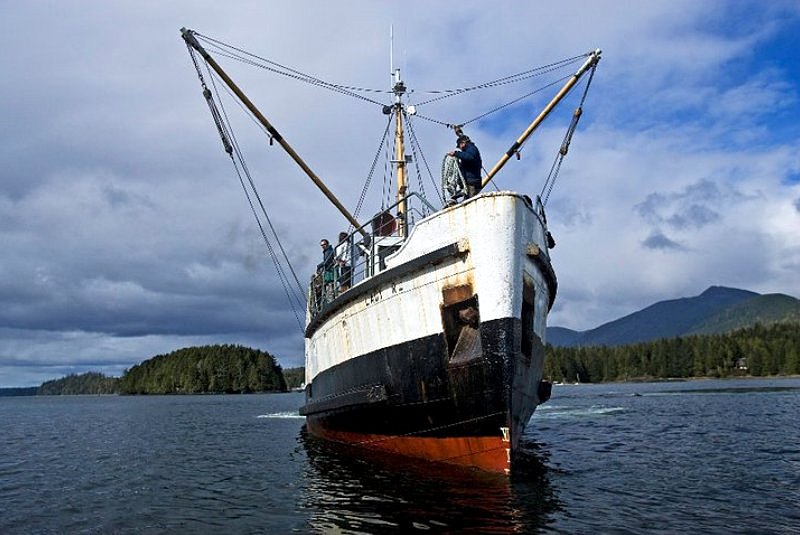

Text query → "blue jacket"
[317,245,334,273]
[453,142,482,185]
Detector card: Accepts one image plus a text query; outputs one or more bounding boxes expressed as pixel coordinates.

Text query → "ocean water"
[2,378,799,533]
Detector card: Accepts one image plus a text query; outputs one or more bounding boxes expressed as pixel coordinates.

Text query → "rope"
[540,63,598,206]
[195,33,388,107]
[441,154,466,202]
[352,115,394,223]
[413,74,571,130]
[413,54,586,106]
[461,74,572,127]
[404,115,443,207]
[190,48,308,332]
[207,65,306,304]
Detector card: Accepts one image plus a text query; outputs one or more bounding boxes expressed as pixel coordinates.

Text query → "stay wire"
[197,32,391,94]
[190,45,306,328]
[353,115,394,223]
[540,63,598,206]
[196,33,388,107]
[208,65,307,307]
[204,62,308,329]
[404,119,430,212]
[208,47,387,107]
[413,73,571,129]
[460,74,572,127]
[404,115,443,207]
[413,54,585,106]
[215,123,306,324]
[231,156,305,332]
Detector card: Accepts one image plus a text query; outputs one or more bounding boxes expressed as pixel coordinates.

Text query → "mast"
[181,28,367,237]
[481,49,602,189]
[392,68,408,238]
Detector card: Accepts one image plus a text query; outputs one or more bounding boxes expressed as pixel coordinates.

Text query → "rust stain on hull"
[308,420,510,474]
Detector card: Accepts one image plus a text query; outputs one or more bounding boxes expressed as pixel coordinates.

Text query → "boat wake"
[257,412,304,419]
[535,405,625,420]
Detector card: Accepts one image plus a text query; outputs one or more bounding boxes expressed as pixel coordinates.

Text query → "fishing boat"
[181,29,600,474]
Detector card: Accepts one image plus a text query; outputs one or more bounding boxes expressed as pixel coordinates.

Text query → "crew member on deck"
[317,238,335,303]
[335,231,352,292]
[448,134,483,198]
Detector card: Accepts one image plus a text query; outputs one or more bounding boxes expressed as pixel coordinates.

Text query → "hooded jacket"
[453,141,482,186]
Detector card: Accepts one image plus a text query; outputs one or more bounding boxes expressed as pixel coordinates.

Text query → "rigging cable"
[413,54,586,106]
[404,114,443,207]
[206,66,307,302]
[540,62,597,206]
[188,45,306,332]
[381,131,393,212]
[410,53,588,131]
[414,73,572,129]
[352,115,394,224]
[195,33,388,107]
[206,66,307,316]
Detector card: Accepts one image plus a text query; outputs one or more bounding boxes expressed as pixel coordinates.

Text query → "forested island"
[39,372,118,395]
[28,345,287,395]
[545,322,799,383]
[118,345,286,394]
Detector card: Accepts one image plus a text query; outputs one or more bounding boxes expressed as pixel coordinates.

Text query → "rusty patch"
[522,274,535,305]
[442,283,473,306]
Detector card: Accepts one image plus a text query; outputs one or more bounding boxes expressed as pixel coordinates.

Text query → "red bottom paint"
[307,420,510,474]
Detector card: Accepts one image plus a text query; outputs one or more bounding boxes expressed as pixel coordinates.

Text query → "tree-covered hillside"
[547,287,800,348]
[282,367,305,390]
[545,322,800,383]
[118,344,286,394]
[688,294,800,335]
[38,372,118,395]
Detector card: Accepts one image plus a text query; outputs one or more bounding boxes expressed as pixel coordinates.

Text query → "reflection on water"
[298,427,562,533]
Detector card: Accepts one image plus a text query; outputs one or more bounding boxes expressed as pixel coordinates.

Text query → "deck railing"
[308,192,434,315]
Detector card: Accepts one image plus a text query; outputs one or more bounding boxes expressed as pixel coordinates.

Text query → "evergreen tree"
[544,322,800,383]
[119,345,287,394]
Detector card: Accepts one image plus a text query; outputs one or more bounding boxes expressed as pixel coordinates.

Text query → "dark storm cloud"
[642,230,684,251]
[635,179,748,231]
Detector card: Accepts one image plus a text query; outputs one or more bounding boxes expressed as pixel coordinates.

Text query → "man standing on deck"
[316,238,335,304]
[334,231,352,292]
[448,134,483,198]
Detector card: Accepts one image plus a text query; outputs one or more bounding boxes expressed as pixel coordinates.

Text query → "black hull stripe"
[302,317,542,440]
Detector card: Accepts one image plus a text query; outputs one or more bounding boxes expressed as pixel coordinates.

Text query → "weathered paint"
[306,193,552,382]
[303,192,555,474]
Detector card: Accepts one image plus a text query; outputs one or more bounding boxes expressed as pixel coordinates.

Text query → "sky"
[1,1,799,387]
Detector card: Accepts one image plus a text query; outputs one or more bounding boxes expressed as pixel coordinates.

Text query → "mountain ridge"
[548,286,800,347]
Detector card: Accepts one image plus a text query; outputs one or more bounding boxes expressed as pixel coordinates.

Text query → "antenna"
[390,25,394,77]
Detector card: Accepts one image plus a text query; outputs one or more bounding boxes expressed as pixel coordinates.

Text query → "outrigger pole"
[481,49,602,189]
[181,28,368,237]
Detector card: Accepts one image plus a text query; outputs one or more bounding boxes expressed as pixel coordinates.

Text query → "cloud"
[634,179,738,231]
[2,1,800,386]
[642,231,685,251]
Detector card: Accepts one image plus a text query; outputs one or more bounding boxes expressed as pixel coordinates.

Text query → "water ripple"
[1,379,799,533]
